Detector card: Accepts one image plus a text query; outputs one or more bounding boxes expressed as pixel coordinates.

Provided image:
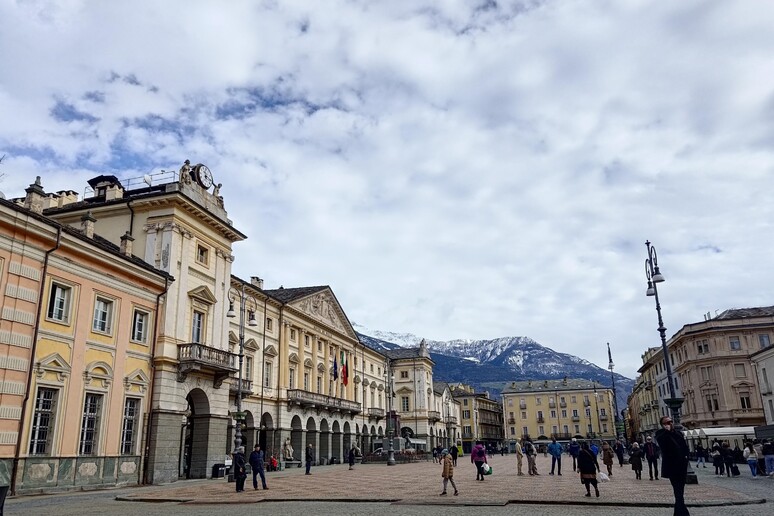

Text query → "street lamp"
[607,343,620,439]
[226,283,258,453]
[644,240,697,484]
[384,366,396,466]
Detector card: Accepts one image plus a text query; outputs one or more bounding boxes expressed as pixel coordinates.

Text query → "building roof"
[0,198,173,282]
[262,286,328,303]
[381,347,429,361]
[714,306,774,320]
[501,378,609,394]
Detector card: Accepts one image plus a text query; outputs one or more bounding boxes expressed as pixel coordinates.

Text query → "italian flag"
[341,351,348,386]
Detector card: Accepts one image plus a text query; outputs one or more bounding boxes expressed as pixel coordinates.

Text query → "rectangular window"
[700,366,714,381]
[304,335,310,347]
[562,410,567,418]
[196,244,209,265]
[290,329,296,341]
[585,408,591,417]
[602,423,608,432]
[29,388,58,455]
[510,427,515,435]
[563,424,569,433]
[191,310,205,343]
[550,410,556,418]
[317,376,322,394]
[522,426,528,436]
[318,341,322,352]
[92,296,114,334]
[245,356,253,381]
[370,364,374,373]
[121,398,140,455]
[706,395,719,411]
[537,410,543,418]
[401,396,410,412]
[696,339,709,354]
[304,372,309,390]
[463,399,468,406]
[131,309,150,343]
[464,425,472,435]
[571,396,576,403]
[79,393,103,455]
[538,425,544,435]
[535,397,542,405]
[264,362,272,387]
[47,283,71,323]
[572,409,579,417]
[462,410,470,419]
[740,393,752,409]
[266,318,273,332]
[587,424,593,433]
[600,408,607,416]
[289,368,295,389]
[729,336,741,350]
[552,425,558,434]
[400,371,408,379]
[759,334,771,348]
[734,364,746,378]
[574,424,580,433]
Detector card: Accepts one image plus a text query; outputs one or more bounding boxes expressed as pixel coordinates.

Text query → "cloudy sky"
[2,1,773,378]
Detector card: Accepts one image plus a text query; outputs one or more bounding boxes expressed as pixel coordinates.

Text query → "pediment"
[396,386,413,395]
[354,374,361,384]
[304,358,313,368]
[264,345,278,357]
[84,360,114,389]
[188,285,217,304]
[124,369,150,393]
[731,380,755,389]
[35,353,71,382]
[245,338,259,351]
[289,353,300,364]
[317,362,326,373]
[289,289,357,339]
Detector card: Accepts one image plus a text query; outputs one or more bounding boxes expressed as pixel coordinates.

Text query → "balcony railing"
[428,410,441,422]
[583,400,591,407]
[559,401,567,408]
[519,402,527,409]
[444,415,458,425]
[229,378,253,397]
[462,431,474,439]
[287,389,362,414]
[537,417,545,423]
[599,414,608,421]
[548,401,556,408]
[367,407,385,419]
[732,408,764,418]
[507,417,516,424]
[571,415,580,422]
[177,343,238,387]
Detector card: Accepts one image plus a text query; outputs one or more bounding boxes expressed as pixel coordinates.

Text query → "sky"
[1,1,773,379]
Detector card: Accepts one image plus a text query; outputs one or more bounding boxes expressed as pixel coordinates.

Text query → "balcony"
[444,415,458,425]
[428,410,441,422]
[554,432,572,440]
[537,417,545,423]
[571,415,580,422]
[599,414,608,421]
[507,417,516,424]
[287,389,362,415]
[583,400,591,407]
[559,401,567,408]
[548,401,556,408]
[462,431,474,439]
[367,407,385,420]
[519,402,527,409]
[731,408,764,420]
[177,343,238,387]
[229,378,253,398]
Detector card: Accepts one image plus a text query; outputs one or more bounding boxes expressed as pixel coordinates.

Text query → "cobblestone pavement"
[109,454,765,507]
[5,455,772,516]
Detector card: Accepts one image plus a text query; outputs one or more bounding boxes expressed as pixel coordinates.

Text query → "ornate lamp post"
[644,240,697,484]
[384,366,396,466]
[607,343,620,439]
[226,283,258,453]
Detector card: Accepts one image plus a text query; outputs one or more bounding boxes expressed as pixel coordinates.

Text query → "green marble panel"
[102,457,117,483]
[74,457,103,486]
[58,458,75,486]
[0,459,11,486]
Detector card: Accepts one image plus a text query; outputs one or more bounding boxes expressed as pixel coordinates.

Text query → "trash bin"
[212,464,226,478]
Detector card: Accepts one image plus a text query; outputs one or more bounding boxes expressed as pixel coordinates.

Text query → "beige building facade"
[501,378,616,446]
[449,384,503,453]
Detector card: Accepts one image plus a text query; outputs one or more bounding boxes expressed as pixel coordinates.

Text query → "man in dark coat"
[643,435,660,480]
[450,443,459,466]
[249,444,267,490]
[655,416,690,516]
[305,443,314,475]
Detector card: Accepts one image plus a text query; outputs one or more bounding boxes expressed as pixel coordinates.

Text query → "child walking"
[440,449,459,496]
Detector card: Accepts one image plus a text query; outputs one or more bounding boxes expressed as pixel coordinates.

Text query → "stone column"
[146,410,185,485]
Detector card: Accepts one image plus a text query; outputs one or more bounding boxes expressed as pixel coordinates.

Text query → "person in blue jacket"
[568,438,581,472]
[548,437,563,475]
[249,444,268,490]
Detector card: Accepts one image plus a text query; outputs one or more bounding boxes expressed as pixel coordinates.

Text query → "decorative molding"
[4,283,38,303]
[0,330,32,349]
[317,362,325,373]
[9,261,41,281]
[0,381,26,396]
[123,369,150,394]
[35,353,71,383]
[85,340,117,355]
[0,432,17,445]
[188,285,217,305]
[303,358,313,368]
[288,353,299,364]
[295,292,346,332]
[83,361,114,389]
[0,406,22,419]
[1,307,35,325]
[0,356,29,371]
[264,345,278,357]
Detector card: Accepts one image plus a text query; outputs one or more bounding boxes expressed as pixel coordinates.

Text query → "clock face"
[195,164,214,188]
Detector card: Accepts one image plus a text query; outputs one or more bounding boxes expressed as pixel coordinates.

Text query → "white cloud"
[2,0,774,378]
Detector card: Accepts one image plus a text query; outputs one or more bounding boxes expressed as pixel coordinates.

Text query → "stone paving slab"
[117,455,765,507]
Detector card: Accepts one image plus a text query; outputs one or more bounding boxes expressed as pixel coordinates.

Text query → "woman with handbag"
[577,442,600,497]
[471,441,488,481]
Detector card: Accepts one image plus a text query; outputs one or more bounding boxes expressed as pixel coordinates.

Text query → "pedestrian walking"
[722,442,734,477]
[515,438,525,475]
[450,442,459,466]
[233,446,247,493]
[694,443,706,468]
[762,439,774,477]
[743,442,758,477]
[629,442,644,480]
[305,443,314,475]
[655,415,690,516]
[471,440,488,481]
[548,437,563,475]
[601,441,615,476]
[525,439,539,475]
[249,444,268,490]
[348,443,359,470]
[614,440,625,467]
[711,444,724,475]
[753,440,765,476]
[440,449,459,496]
[568,438,580,472]
[643,435,660,480]
[577,442,600,498]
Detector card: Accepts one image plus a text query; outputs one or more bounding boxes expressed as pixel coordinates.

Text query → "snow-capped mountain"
[354,323,634,412]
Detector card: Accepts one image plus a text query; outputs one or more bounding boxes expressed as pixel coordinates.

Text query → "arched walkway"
[290,416,303,461]
[332,421,342,462]
[259,412,273,454]
[319,419,330,463]
[343,422,352,454]
[180,388,210,479]
[306,417,318,463]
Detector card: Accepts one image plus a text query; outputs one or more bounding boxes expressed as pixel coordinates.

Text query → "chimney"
[250,276,264,289]
[24,176,46,214]
[120,231,134,256]
[56,190,79,208]
[81,211,96,238]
